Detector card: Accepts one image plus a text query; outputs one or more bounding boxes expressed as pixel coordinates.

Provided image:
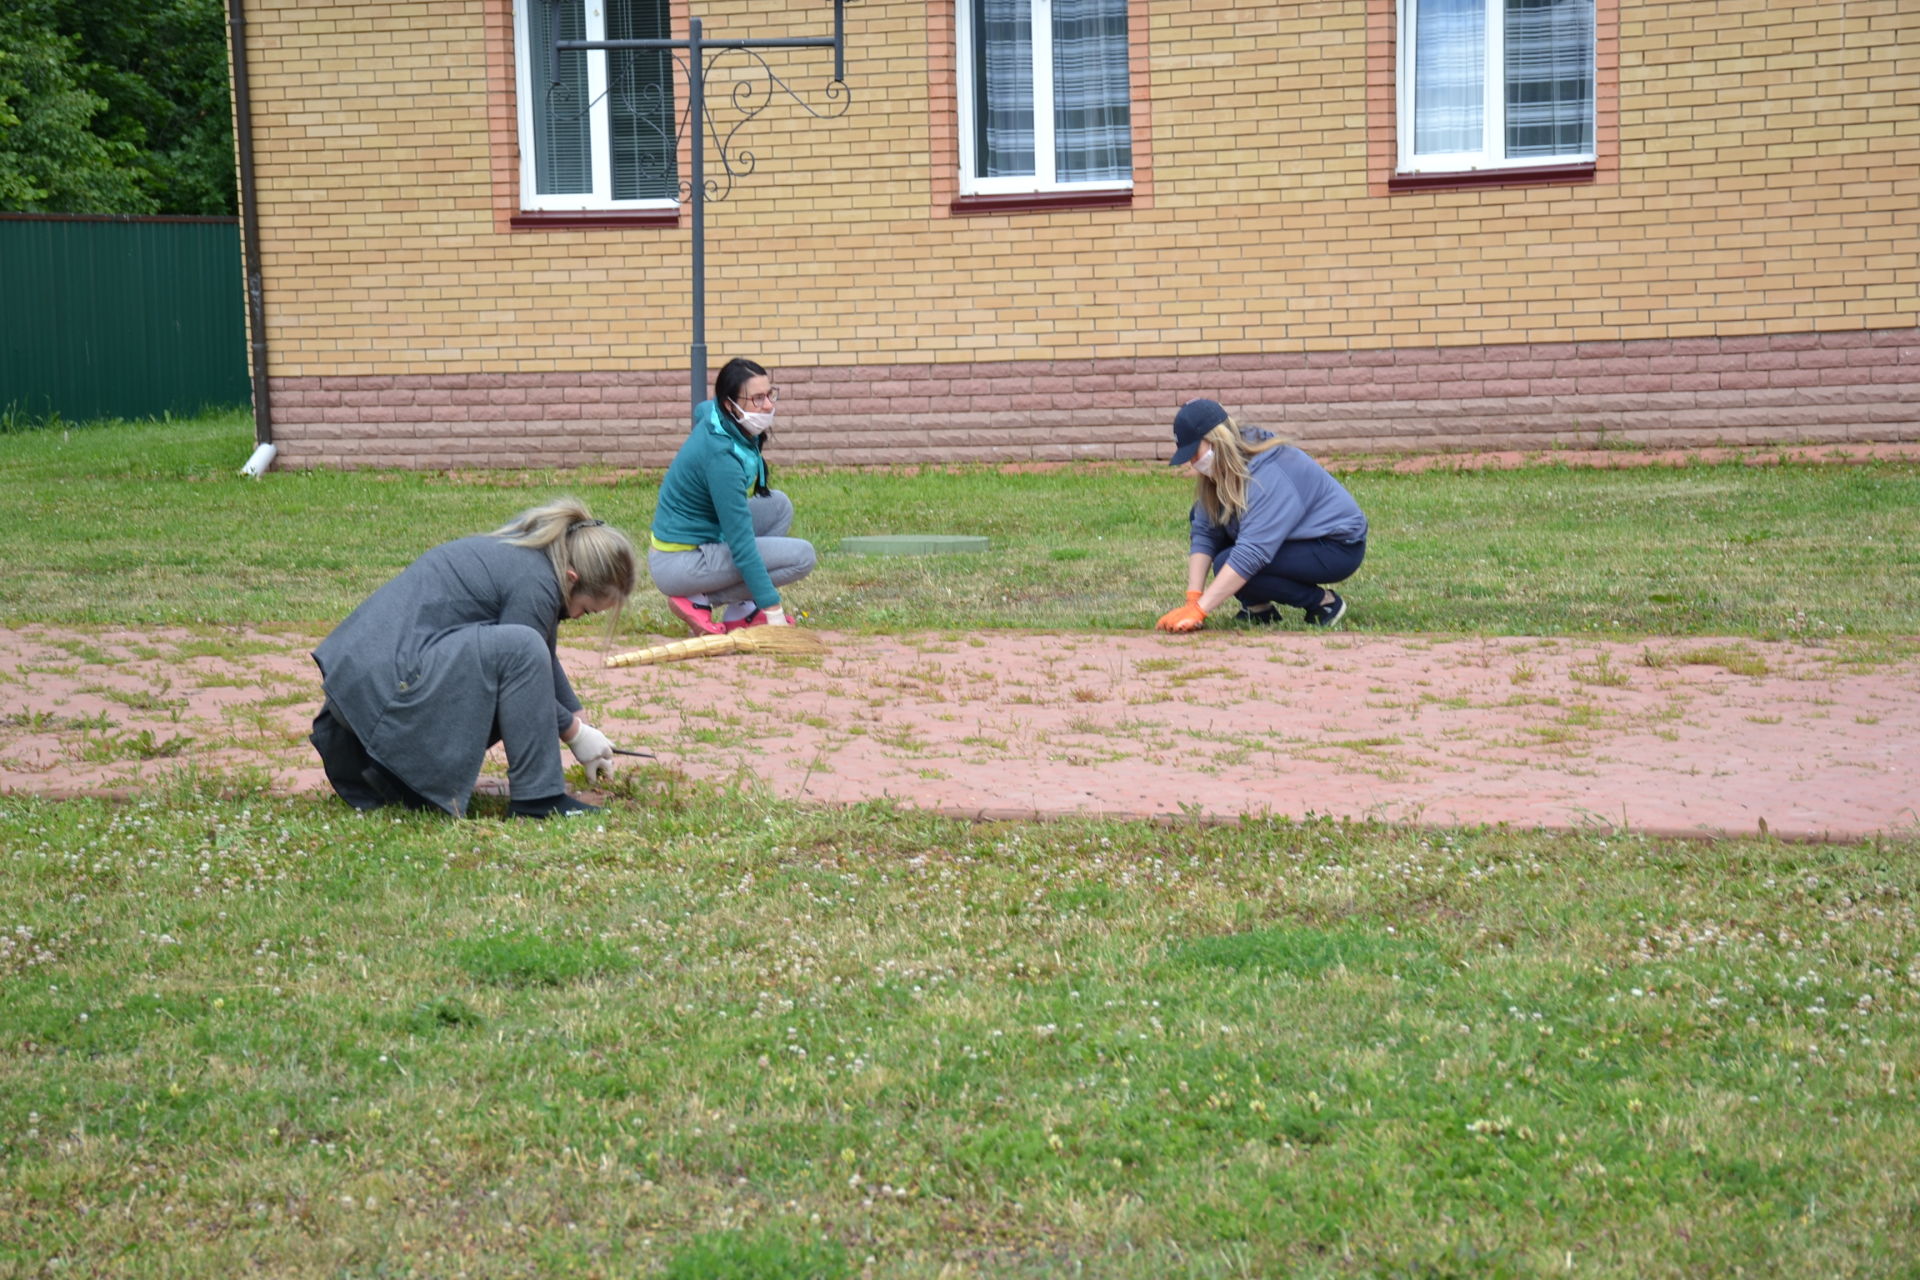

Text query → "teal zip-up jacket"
[649,399,781,606]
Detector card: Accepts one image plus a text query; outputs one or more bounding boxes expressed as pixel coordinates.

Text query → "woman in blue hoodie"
[1155,398,1368,632]
[648,358,817,634]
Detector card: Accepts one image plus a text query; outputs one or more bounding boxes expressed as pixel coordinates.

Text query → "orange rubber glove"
[1156,591,1208,633]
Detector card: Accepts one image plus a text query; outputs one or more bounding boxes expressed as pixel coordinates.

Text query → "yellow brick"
[223,0,1907,385]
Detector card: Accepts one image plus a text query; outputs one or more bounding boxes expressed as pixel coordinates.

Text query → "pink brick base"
[269,328,1920,470]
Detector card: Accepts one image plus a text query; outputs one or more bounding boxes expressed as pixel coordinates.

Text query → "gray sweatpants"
[648,489,817,606]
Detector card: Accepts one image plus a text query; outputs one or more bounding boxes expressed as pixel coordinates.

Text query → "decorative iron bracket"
[663,45,851,204]
[553,1,854,409]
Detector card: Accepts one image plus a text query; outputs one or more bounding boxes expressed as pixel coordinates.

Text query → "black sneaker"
[1306,593,1347,628]
[509,794,602,820]
[1237,602,1282,626]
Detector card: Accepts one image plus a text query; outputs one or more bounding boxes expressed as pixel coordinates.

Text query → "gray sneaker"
[1306,593,1347,628]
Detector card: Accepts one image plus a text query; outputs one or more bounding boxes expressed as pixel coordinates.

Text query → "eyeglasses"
[734,388,778,410]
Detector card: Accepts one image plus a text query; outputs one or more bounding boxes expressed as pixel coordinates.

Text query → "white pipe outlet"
[240,442,278,478]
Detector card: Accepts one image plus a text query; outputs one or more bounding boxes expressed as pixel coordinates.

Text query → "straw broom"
[606,626,823,668]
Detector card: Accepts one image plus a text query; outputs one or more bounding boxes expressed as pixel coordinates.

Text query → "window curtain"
[975,0,1036,177]
[1052,0,1130,182]
[531,0,592,194]
[1505,0,1593,157]
[1413,0,1484,156]
[606,0,676,199]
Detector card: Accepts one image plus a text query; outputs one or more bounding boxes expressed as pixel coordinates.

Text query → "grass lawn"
[1,413,1916,1276]
[3,787,1916,1277]
[1,411,1916,640]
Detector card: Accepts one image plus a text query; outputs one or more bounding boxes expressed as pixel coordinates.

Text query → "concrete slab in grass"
[839,535,990,555]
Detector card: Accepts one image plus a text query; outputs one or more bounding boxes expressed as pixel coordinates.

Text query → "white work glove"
[762,604,792,626]
[567,722,616,783]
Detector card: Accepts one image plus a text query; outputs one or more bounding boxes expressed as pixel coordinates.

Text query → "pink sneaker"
[723,608,767,632]
[666,596,726,636]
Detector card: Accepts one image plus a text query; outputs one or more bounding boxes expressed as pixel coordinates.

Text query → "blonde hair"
[491,497,638,612]
[1194,418,1290,526]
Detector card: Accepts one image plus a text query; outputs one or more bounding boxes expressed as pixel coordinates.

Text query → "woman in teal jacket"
[648,358,816,634]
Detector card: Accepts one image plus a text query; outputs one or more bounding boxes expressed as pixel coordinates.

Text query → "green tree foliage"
[0,0,233,215]
[0,10,152,212]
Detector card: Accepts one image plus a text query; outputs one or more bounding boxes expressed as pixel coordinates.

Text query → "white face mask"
[1193,447,1216,477]
[731,403,775,438]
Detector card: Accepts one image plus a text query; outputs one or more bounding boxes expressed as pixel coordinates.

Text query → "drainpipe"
[228,0,277,477]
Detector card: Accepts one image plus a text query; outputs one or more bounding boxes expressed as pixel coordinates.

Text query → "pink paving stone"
[2,623,1914,844]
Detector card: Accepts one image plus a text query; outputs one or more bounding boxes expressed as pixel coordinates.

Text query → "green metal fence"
[0,214,250,425]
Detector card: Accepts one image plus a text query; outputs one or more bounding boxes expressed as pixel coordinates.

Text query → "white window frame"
[955,0,1133,198]
[1396,0,1597,176]
[513,0,678,212]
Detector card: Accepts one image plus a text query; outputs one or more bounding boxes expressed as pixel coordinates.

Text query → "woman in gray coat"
[310,499,637,819]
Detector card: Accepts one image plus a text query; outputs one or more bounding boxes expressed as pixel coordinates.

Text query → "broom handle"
[605,632,740,668]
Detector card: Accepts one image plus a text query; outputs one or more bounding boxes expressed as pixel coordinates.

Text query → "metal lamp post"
[554,2,851,412]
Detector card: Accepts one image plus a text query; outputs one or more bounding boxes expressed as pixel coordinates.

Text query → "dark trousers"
[311,626,567,814]
[309,703,437,812]
[1215,537,1367,612]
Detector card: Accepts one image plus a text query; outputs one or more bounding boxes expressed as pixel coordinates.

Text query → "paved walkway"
[2,624,1914,842]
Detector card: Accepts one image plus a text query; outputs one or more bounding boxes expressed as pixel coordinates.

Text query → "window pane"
[530,0,592,195]
[973,0,1035,177]
[1413,0,1484,156]
[1506,0,1593,158]
[1052,0,1130,182]
[607,0,677,199]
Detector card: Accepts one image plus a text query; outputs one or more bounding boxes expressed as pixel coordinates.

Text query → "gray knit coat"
[312,536,581,813]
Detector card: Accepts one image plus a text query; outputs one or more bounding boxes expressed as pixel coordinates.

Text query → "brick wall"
[242,0,1920,467]
[270,327,1919,468]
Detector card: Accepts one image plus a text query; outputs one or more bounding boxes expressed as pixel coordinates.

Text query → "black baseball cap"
[1168,398,1228,466]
